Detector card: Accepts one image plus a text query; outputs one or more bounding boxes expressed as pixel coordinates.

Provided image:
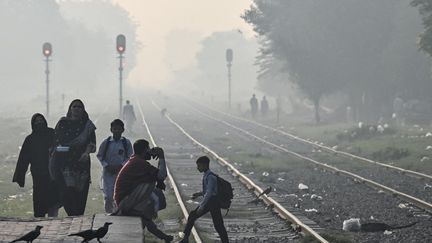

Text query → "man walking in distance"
[179,156,229,243]
[250,94,258,119]
[122,100,136,132]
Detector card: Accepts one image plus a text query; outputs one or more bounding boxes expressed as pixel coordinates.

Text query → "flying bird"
[68,222,112,243]
[10,225,43,243]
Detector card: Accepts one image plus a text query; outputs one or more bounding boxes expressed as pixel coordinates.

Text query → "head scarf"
[66,99,89,121]
[31,113,48,133]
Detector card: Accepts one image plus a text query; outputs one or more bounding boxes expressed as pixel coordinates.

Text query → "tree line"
[0,0,139,103]
[243,0,432,123]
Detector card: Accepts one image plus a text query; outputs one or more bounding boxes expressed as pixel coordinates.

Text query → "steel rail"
[187,99,432,181]
[93,105,110,125]
[151,100,329,243]
[136,98,202,243]
[187,104,432,214]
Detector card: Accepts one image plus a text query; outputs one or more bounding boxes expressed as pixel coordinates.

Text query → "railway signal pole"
[116,34,126,117]
[42,42,52,117]
[226,48,233,109]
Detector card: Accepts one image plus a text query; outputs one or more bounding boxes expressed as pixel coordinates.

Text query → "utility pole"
[226,48,233,109]
[116,34,126,117]
[61,93,65,110]
[42,42,52,117]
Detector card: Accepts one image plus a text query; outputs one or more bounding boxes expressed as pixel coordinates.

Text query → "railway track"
[150,96,432,242]
[188,99,432,180]
[184,100,432,212]
[135,99,329,242]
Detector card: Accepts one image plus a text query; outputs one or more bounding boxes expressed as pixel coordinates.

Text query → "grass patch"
[230,152,311,173]
[277,122,432,174]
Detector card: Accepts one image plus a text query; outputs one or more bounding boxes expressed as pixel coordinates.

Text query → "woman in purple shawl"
[52,99,96,216]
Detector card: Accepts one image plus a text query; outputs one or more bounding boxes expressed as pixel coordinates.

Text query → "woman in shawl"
[52,99,96,216]
[12,113,60,217]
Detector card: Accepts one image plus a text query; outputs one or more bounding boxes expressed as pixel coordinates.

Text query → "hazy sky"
[111,0,254,89]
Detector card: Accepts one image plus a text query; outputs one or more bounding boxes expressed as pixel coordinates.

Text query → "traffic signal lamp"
[226,48,233,63]
[43,42,52,57]
[116,34,126,54]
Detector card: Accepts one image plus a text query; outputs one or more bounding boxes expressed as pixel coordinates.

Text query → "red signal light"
[42,42,52,57]
[116,34,126,54]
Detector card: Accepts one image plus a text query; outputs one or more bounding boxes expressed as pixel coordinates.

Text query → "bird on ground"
[10,225,43,243]
[161,108,167,116]
[68,222,112,243]
[257,186,272,198]
[249,186,273,204]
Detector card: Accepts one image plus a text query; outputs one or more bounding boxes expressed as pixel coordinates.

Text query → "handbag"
[62,167,89,192]
[49,146,70,181]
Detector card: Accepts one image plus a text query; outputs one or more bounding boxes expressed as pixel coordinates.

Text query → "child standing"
[97,119,133,213]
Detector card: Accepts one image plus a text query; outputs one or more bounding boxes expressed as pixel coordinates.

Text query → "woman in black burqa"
[13,113,60,217]
[51,99,96,216]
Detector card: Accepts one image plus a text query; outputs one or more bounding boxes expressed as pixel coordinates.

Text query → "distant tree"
[244,0,432,123]
[0,0,139,106]
[59,0,140,86]
[412,0,432,57]
[243,1,348,123]
[167,30,259,104]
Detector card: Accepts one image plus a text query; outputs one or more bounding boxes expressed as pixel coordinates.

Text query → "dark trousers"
[183,198,229,243]
[141,217,170,240]
[32,174,59,217]
[55,172,90,216]
[62,182,90,216]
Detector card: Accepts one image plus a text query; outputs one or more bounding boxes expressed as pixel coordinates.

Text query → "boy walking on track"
[179,156,230,243]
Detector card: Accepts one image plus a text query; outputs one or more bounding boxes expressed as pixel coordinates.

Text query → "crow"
[161,108,167,116]
[68,222,112,243]
[95,222,113,241]
[249,186,273,204]
[10,225,43,243]
[257,186,272,198]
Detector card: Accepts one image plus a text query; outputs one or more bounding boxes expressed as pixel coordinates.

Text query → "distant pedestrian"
[393,94,405,126]
[12,113,60,217]
[97,119,133,213]
[276,95,282,124]
[179,156,229,243]
[346,106,354,124]
[51,99,96,216]
[261,96,269,117]
[123,100,137,132]
[113,139,173,242]
[250,94,258,119]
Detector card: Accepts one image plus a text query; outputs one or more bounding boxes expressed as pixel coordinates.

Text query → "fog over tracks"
[136,98,312,242]
[151,95,432,243]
